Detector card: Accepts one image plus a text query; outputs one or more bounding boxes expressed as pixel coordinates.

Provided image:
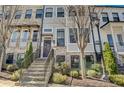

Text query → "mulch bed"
[65,77,119,87]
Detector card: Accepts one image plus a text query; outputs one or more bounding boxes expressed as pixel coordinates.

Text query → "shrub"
[103,43,117,75]
[22,42,33,68]
[52,73,67,84]
[87,70,98,77]
[10,69,23,81]
[7,64,17,72]
[54,63,70,75]
[91,63,101,72]
[16,58,23,69]
[109,75,124,86]
[70,70,79,78]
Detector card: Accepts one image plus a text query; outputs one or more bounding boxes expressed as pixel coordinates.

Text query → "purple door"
[43,40,51,57]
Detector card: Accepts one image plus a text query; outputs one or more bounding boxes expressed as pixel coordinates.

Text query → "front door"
[43,40,51,57]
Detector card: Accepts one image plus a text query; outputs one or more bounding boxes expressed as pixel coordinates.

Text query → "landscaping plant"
[103,42,117,75]
[70,70,79,78]
[87,70,98,77]
[109,75,124,86]
[6,64,17,72]
[52,73,67,84]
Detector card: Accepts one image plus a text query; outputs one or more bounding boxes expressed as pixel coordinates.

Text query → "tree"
[0,5,19,71]
[103,42,117,75]
[65,6,91,79]
[22,42,33,68]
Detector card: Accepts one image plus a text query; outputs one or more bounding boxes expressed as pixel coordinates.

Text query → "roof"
[96,5,124,8]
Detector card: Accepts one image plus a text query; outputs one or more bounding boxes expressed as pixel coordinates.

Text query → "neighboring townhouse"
[98,6,124,68]
[41,5,124,70]
[0,5,43,69]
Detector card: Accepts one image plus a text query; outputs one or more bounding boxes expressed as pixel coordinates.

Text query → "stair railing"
[44,48,54,87]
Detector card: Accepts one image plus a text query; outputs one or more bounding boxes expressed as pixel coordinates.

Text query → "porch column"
[111,26,121,65]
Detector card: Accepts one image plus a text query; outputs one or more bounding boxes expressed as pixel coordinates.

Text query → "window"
[32,30,38,42]
[25,9,32,19]
[71,55,80,68]
[57,8,64,17]
[57,29,65,46]
[10,31,19,42]
[15,10,22,19]
[101,13,109,22]
[117,34,124,46]
[56,55,65,64]
[45,8,53,17]
[122,13,124,19]
[44,29,52,32]
[6,53,14,64]
[17,53,24,59]
[85,55,94,68]
[91,13,97,21]
[107,34,114,47]
[69,28,77,43]
[69,8,76,16]
[112,13,119,22]
[21,31,29,42]
[36,9,43,18]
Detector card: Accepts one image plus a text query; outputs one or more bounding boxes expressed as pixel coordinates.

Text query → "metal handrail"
[44,48,54,87]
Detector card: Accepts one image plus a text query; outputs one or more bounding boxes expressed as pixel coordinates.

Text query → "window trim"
[57,29,65,47]
[15,10,22,19]
[57,7,64,17]
[45,8,53,18]
[101,12,109,22]
[32,30,38,42]
[25,9,32,19]
[112,12,120,22]
[35,9,43,18]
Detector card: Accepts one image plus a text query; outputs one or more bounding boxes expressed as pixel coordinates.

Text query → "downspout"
[38,5,45,58]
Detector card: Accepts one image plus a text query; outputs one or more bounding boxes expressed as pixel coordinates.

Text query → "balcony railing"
[116,42,124,52]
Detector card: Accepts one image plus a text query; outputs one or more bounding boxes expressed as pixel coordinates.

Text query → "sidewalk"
[0,77,16,87]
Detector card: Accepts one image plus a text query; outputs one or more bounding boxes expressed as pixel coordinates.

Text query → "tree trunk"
[0,46,6,72]
[80,51,86,79]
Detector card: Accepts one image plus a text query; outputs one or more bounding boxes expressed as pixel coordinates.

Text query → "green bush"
[91,63,101,72]
[54,63,70,75]
[10,69,23,81]
[87,70,98,77]
[70,70,79,78]
[7,64,17,72]
[109,75,124,86]
[52,73,67,84]
[103,43,117,75]
[16,58,23,69]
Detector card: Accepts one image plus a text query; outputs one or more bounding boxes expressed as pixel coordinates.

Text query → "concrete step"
[29,65,45,68]
[21,81,45,87]
[23,72,44,76]
[27,69,45,72]
[22,76,45,81]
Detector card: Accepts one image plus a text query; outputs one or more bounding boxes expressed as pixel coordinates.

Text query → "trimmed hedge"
[87,70,98,77]
[109,75,124,86]
[7,64,17,72]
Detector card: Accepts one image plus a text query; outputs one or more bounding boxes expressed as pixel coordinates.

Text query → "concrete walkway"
[0,77,16,87]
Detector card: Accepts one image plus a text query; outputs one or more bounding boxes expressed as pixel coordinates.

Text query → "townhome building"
[0,5,124,71]
[0,5,43,69]
[41,5,124,70]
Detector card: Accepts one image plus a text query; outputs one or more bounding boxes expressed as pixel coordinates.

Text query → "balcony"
[116,42,124,52]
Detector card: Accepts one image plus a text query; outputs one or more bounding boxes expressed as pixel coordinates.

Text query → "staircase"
[20,49,54,87]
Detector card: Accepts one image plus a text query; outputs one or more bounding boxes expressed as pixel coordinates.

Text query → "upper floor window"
[10,31,19,42]
[101,13,109,22]
[44,29,52,32]
[15,10,22,19]
[57,29,65,46]
[69,28,77,43]
[36,9,43,18]
[21,30,29,42]
[117,34,124,46]
[57,8,64,17]
[107,34,114,47]
[32,30,38,42]
[69,8,76,16]
[5,11,10,20]
[45,8,53,17]
[112,13,120,22]
[25,9,32,19]
[91,13,97,21]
